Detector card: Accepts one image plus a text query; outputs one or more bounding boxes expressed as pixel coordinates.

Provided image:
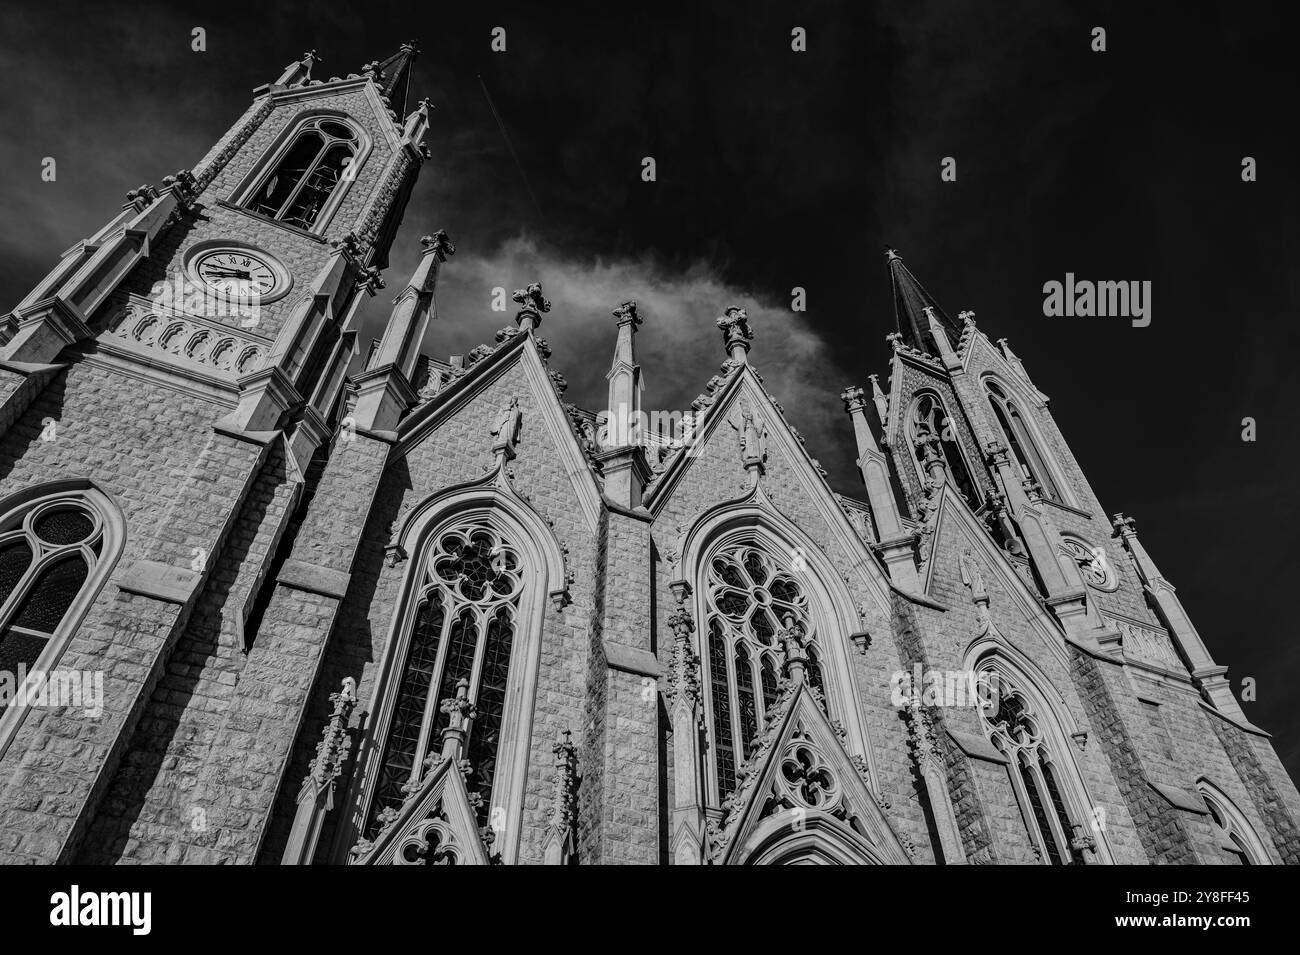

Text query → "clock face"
[193,248,282,298]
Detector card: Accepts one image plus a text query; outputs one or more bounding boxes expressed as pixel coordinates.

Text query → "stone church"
[0,45,1295,865]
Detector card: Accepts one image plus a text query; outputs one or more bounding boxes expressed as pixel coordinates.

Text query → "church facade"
[0,46,1295,865]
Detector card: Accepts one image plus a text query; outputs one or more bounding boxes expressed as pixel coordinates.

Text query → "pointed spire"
[371,41,419,116]
[885,247,961,357]
[606,301,643,448]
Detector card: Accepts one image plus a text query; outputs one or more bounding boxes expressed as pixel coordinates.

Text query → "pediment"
[709,679,912,865]
[350,757,492,865]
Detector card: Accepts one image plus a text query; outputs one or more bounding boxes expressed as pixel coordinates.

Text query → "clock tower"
[0,44,437,863]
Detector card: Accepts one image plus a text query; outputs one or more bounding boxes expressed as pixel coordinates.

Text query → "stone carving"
[716,305,752,354]
[1108,616,1181,670]
[108,305,264,377]
[612,300,641,326]
[550,730,579,833]
[512,282,551,321]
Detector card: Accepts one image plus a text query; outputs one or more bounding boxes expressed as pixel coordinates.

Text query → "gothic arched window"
[907,392,981,510]
[702,542,822,802]
[243,116,364,232]
[0,488,120,718]
[1198,780,1270,864]
[365,521,522,836]
[978,670,1086,865]
[984,380,1062,502]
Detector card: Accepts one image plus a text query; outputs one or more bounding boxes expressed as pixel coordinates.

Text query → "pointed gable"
[394,331,604,532]
[709,680,912,865]
[351,757,493,865]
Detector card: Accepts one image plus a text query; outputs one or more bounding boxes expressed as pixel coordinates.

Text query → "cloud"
[360,234,856,490]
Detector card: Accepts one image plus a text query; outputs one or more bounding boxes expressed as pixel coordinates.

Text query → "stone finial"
[716,306,753,361]
[958,309,976,325]
[332,231,363,259]
[420,230,456,260]
[841,385,866,414]
[984,439,1011,470]
[612,300,642,327]
[438,678,477,760]
[512,282,551,332]
[550,730,578,832]
[779,614,809,682]
[307,677,357,788]
[867,374,889,423]
[885,247,901,261]
[885,331,904,351]
[1112,512,1138,538]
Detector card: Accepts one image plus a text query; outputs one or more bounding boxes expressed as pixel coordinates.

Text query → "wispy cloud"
[361,234,856,489]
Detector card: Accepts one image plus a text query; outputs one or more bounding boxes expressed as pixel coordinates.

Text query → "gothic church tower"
[0,45,432,863]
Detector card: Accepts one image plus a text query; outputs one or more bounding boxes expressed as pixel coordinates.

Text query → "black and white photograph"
[0,0,1293,933]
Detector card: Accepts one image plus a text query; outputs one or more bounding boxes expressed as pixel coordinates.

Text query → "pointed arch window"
[0,487,121,725]
[242,116,365,232]
[1197,781,1270,864]
[907,392,981,509]
[984,380,1062,502]
[978,671,1086,864]
[702,543,824,802]
[365,522,522,837]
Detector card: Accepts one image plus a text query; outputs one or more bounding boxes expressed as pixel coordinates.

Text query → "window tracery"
[978,674,1085,864]
[366,522,521,836]
[0,497,106,702]
[243,116,363,231]
[702,542,822,801]
[907,392,981,509]
[984,380,1062,502]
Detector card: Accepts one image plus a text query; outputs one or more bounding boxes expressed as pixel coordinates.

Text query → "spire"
[371,41,419,116]
[885,248,961,357]
[606,301,643,447]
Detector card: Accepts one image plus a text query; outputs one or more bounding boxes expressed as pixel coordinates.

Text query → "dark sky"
[2,1,1297,778]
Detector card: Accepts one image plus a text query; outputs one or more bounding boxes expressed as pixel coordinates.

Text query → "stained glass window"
[979,673,1084,865]
[366,522,523,836]
[703,543,823,802]
[0,501,104,710]
[245,117,360,232]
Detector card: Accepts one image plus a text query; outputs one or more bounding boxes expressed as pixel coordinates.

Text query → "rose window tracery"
[703,543,826,801]
[367,522,522,837]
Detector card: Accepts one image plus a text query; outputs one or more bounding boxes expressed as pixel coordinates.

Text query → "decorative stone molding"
[1105,614,1181,670]
[106,302,266,377]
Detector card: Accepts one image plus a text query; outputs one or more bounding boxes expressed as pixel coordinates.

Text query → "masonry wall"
[261,353,603,865]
